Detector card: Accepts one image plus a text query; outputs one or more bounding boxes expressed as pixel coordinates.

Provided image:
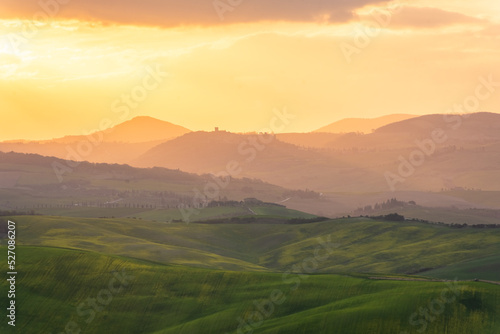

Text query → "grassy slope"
[32,204,316,221]
[423,254,500,281]
[9,216,500,278]
[0,246,498,334]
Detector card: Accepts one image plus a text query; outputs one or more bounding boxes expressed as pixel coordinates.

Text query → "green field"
[1,215,499,333]
[423,254,500,281]
[5,215,500,276]
[0,246,499,334]
[32,204,316,222]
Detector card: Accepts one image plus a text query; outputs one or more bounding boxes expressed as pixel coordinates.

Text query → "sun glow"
[0,0,499,141]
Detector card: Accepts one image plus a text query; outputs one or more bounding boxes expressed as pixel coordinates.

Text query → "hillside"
[0,151,325,221]
[0,116,191,165]
[52,116,191,144]
[2,147,499,223]
[314,114,417,133]
[8,215,500,276]
[276,132,342,149]
[131,114,500,195]
[1,215,500,334]
[2,113,500,216]
[132,130,350,186]
[1,246,498,334]
[330,112,500,149]
[3,113,500,195]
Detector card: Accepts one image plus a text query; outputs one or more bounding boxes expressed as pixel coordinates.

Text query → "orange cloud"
[0,0,392,27]
[384,6,484,29]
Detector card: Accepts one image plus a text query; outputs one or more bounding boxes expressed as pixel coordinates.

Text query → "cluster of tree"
[286,217,329,224]
[175,197,288,211]
[0,210,36,216]
[196,216,328,225]
[363,215,500,229]
[447,223,500,229]
[355,198,416,214]
[203,198,286,208]
[463,224,500,229]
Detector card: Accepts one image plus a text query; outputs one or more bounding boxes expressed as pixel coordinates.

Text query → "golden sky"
[0,0,499,140]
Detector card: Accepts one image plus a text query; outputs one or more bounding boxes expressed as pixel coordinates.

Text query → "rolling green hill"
[6,215,500,278]
[30,204,317,222]
[0,246,498,334]
[423,254,500,281]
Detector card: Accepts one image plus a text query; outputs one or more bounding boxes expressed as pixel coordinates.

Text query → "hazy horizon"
[1,0,500,140]
[2,111,500,142]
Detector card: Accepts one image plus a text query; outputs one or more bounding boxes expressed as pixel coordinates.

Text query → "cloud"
[0,0,390,27]
[379,6,485,29]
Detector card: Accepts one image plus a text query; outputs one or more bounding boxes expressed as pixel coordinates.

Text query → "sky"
[0,0,499,140]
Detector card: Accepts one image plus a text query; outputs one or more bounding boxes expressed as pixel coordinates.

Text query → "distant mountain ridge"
[51,116,192,144]
[0,116,191,165]
[133,130,336,175]
[2,112,500,193]
[314,114,417,134]
[329,112,500,149]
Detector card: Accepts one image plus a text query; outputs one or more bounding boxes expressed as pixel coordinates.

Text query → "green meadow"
[1,215,499,333]
[0,246,499,334]
[9,215,500,276]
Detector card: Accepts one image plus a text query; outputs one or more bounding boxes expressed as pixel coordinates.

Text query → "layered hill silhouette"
[51,116,191,144]
[0,151,340,219]
[0,116,191,164]
[130,113,500,192]
[314,114,417,134]
[326,112,500,150]
[1,112,500,194]
[131,131,387,193]
[133,130,338,172]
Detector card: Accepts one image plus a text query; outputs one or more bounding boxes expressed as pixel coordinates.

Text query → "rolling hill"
[53,116,191,144]
[0,116,191,165]
[7,215,500,276]
[328,112,500,149]
[1,215,499,333]
[2,113,500,218]
[0,151,328,221]
[1,246,498,334]
[133,130,340,176]
[314,114,417,134]
[131,113,500,194]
